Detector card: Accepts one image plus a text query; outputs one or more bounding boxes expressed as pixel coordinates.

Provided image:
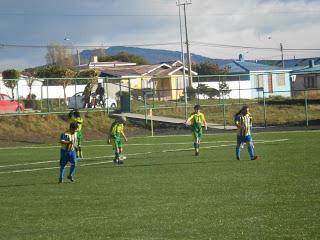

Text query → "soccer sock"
[197,143,200,151]
[115,152,120,160]
[236,147,241,159]
[193,143,197,150]
[248,146,255,158]
[69,163,76,176]
[59,166,65,180]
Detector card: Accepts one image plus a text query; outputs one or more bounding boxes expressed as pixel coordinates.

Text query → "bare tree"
[46,43,73,66]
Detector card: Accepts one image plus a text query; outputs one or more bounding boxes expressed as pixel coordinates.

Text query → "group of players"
[58,104,258,183]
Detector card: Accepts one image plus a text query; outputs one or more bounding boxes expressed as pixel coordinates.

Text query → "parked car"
[0,93,24,113]
[67,92,117,109]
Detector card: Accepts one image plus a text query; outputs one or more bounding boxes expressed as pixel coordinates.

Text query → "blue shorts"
[60,149,77,166]
[237,135,253,145]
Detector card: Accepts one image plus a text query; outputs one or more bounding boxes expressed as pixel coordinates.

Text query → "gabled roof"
[223,60,283,74]
[291,64,320,75]
[99,63,172,78]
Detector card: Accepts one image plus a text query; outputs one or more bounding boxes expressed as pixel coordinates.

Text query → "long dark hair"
[235,105,248,117]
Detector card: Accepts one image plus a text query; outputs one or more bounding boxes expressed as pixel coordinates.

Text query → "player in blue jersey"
[58,122,78,183]
[234,105,258,161]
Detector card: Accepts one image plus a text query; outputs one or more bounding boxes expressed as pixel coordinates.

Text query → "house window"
[304,76,316,89]
[176,76,185,89]
[255,75,264,88]
[277,73,286,86]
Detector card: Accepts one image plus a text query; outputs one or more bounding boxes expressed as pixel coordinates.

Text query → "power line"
[191,41,320,52]
[0,42,181,49]
[0,10,320,17]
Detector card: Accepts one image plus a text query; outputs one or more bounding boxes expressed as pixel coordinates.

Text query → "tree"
[46,43,73,66]
[192,62,229,75]
[98,51,148,65]
[186,86,196,100]
[219,81,231,98]
[98,54,114,62]
[2,69,20,99]
[77,69,99,93]
[196,84,210,95]
[22,68,38,99]
[36,65,77,105]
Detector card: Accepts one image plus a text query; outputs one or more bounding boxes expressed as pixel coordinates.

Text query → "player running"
[108,116,128,164]
[234,105,258,161]
[58,122,79,183]
[185,104,208,156]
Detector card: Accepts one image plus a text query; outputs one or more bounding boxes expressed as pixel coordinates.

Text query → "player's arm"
[234,116,243,129]
[121,130,128,142]
[185,115,193,125]
[202,114,208,130]
[107,123,114,143]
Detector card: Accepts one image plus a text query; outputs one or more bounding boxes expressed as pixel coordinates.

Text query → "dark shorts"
[237,135,253,145]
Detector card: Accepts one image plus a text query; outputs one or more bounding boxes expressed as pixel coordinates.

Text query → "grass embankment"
[0,112,144,146]
[131,97,320,126]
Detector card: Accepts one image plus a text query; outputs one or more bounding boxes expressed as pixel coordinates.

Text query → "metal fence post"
[304,90,309,127]
[144,94,147,128]
[74,78,77,109]
[105,77,109,114]
[223,95,226,130]
[46,78,50,112]
[263,90,266,128]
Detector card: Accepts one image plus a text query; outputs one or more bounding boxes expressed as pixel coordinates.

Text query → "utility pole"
[280,43,284,69]
[177,0,188,120]
[177,0,192,86]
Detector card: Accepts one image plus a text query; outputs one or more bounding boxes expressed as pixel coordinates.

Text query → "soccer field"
[0,131,319,240]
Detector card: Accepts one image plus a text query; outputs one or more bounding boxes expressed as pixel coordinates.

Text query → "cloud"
[0,0,320,69]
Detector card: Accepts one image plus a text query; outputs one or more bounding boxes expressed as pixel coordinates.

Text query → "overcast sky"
[1,0,320,70]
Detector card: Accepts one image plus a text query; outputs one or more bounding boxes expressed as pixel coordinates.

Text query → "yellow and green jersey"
[188,112,206,131]
[110,122,124,139]
[70,117,83,132]
[235,113,252,136]
[60,130,78,151]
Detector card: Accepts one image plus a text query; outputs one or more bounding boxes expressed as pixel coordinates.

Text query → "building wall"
[292,74,320,95]
[192,80,252,99]
[250,72,291,98]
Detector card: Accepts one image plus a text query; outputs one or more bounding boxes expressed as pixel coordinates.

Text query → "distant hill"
[80,46,232,65]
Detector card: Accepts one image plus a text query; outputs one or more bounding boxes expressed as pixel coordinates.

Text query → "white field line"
[0,139,286,168]
[0,139,284,151]
[0,139,288,175]
[0,140,234,150]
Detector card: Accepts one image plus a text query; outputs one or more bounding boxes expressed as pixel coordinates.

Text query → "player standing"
[234,105,258,161]
[69,109,84,158]
[59,123,78,183]
[108,116,128,164]
[185,104,208,156]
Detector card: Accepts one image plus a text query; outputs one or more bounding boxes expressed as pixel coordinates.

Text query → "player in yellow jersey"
[108,116,128,164]
[59,123,78,183]
[234,105,258,161]
[69,109,84,158]
[185,104,208,156]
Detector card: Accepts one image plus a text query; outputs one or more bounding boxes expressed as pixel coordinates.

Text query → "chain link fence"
[1,75,319,128]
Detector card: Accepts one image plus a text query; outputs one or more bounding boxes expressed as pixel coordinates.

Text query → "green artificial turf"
[0,130,319,240]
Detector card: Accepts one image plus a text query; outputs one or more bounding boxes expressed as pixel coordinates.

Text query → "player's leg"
[117,141,125,164]
[59,150,67,183]
[235,135,242,160]
[77,131,83,158]
[67,151,77,181]
[246,136,258,160]
[192,132,198,156]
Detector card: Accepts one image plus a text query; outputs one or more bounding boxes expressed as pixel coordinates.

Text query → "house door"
[268,74,273,93]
